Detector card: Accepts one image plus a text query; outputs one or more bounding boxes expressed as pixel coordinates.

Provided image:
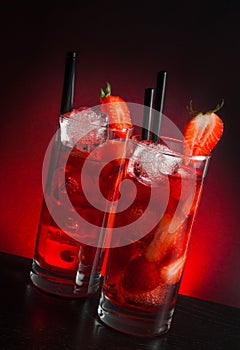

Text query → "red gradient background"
[0,1,239,308]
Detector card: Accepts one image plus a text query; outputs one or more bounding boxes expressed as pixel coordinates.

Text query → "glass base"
[30,259,100,298]
[98,293,174,337]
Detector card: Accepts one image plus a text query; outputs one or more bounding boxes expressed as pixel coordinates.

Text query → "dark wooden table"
[0,252,239,350]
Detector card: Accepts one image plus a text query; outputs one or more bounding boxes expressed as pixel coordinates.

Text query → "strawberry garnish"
[100,82,133,137]
[183,100,224,156]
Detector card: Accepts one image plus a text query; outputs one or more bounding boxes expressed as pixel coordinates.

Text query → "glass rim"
[131,134,211,162]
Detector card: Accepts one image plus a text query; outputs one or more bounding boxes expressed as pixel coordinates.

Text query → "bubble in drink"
[124,283,169,308]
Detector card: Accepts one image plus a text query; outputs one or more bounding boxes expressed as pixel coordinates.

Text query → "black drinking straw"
[141,88,154,140]
[45,52,76,193]
[60,51,77,114]
[151,71,167,142]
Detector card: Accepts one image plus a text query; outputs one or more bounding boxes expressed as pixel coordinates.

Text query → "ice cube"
[127,142,162,185]
[176,163,196,179]
[60,107,108,151]
[127,142,182,185]
[155,144,182,175]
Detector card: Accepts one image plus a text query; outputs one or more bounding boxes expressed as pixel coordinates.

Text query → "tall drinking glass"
[98,133,210,336]
[30,107,132,297]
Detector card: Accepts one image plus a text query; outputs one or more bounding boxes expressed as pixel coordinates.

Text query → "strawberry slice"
[100,82,133,137]
[183,100,224,156]
[121,216,187,294]
[121,255,161,294]
[160,255,186,285]
[144,213,187,263]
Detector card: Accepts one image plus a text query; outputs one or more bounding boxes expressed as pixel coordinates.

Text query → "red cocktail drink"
[98,136,210,336]
[31,108,131,297]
